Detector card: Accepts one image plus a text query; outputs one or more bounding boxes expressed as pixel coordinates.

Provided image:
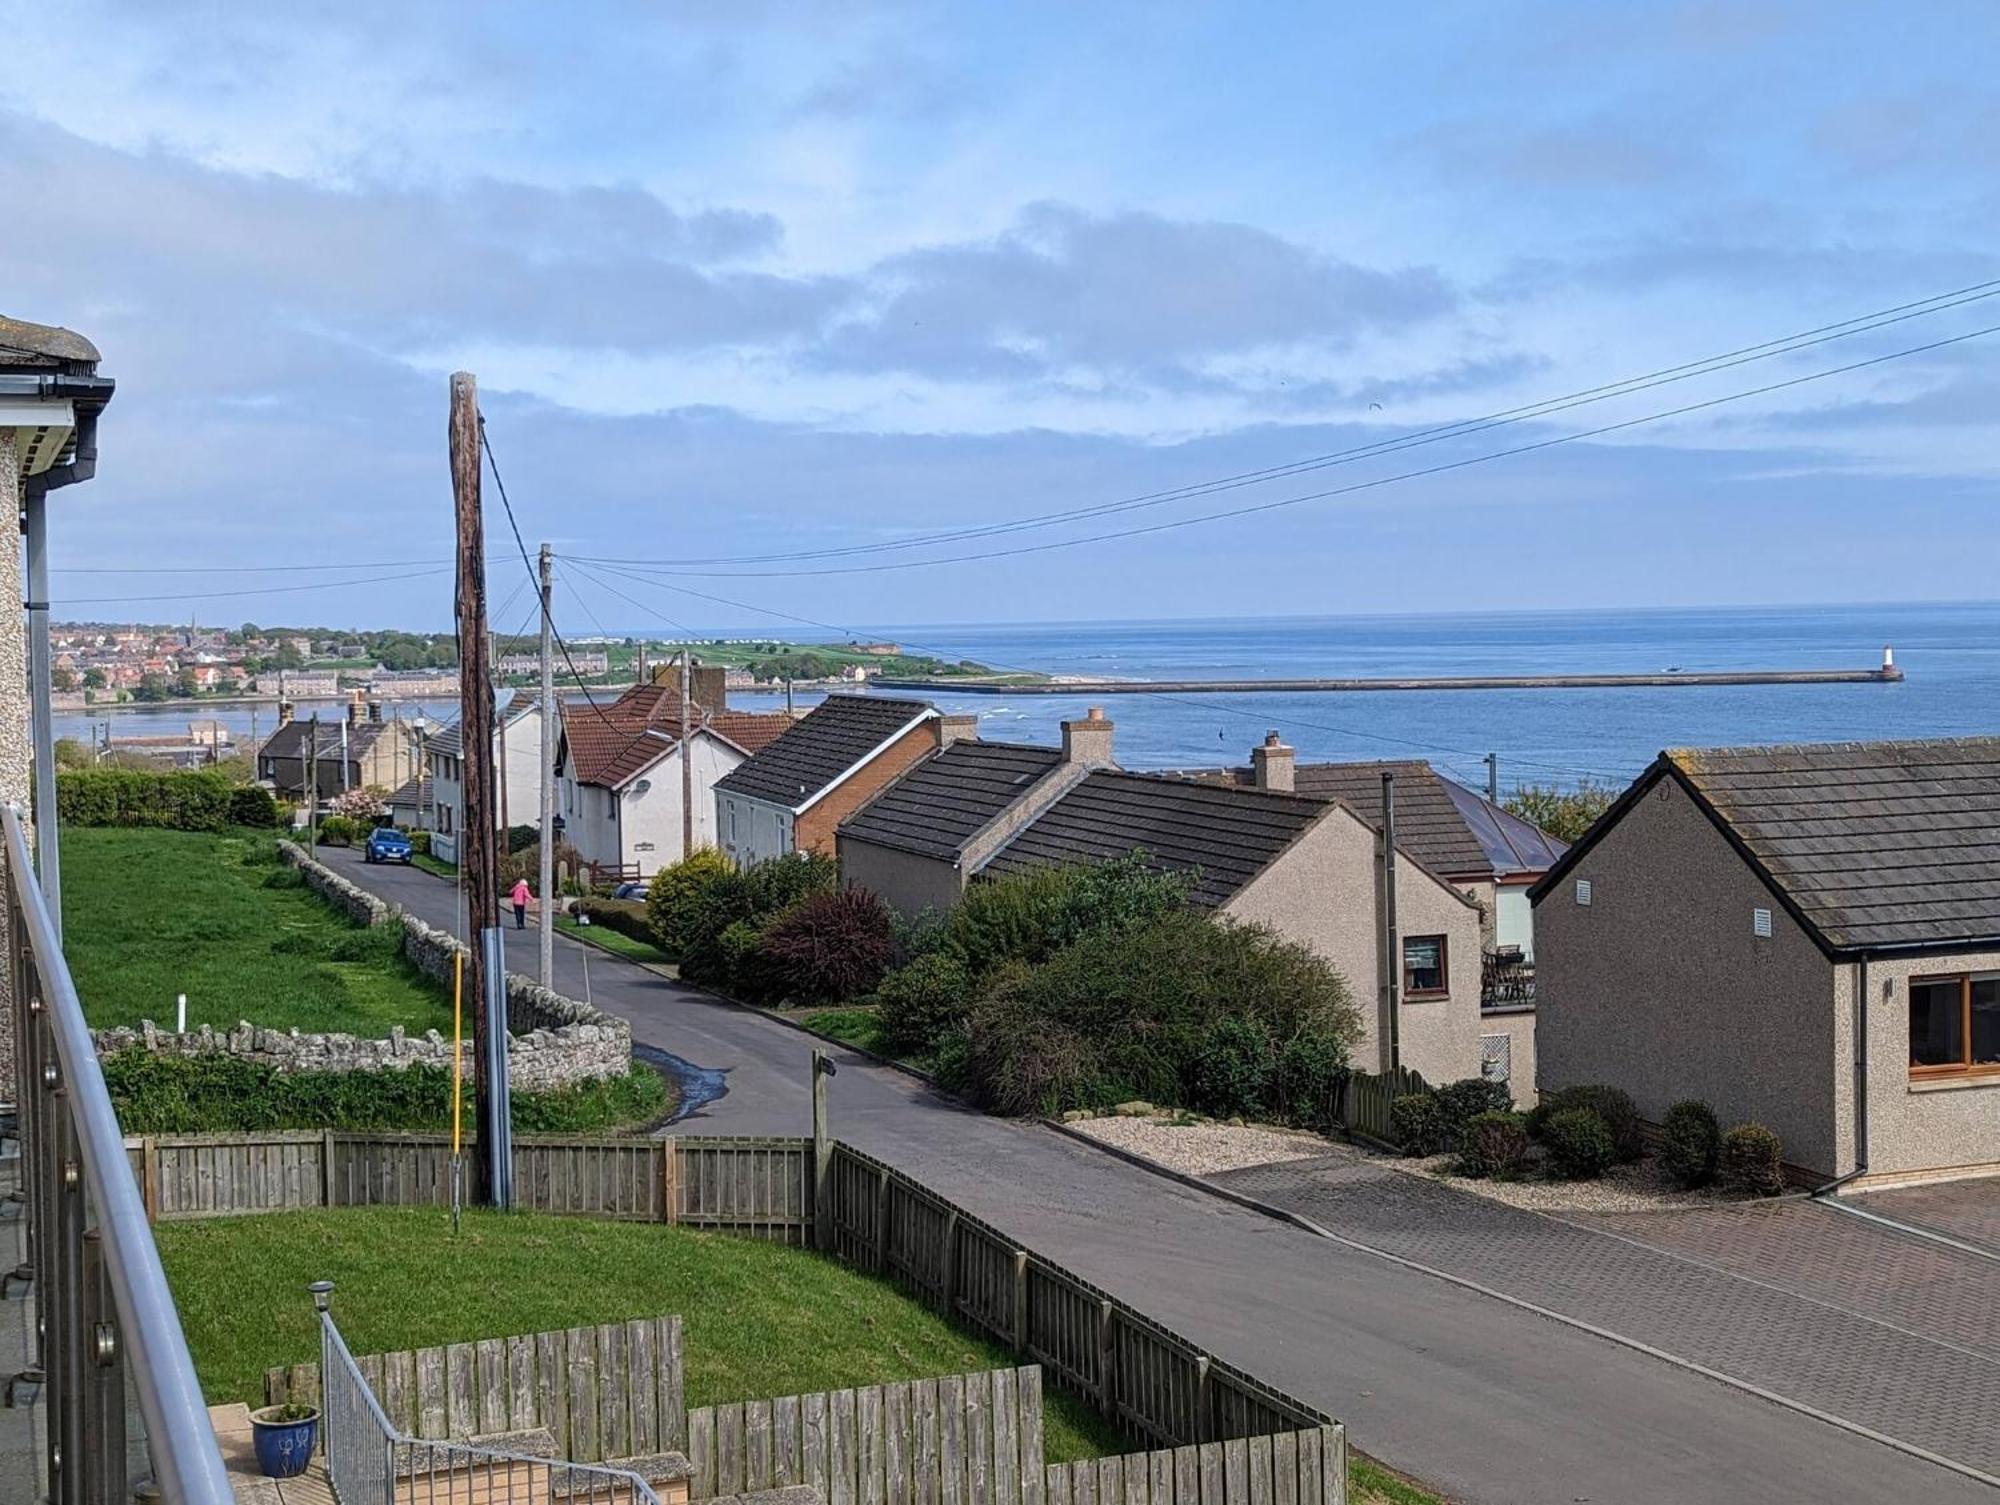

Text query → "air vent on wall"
[1753,907,1773,939]
[1575,878,1592,906]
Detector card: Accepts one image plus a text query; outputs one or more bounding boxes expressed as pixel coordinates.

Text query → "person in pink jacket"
[510,877,531,930]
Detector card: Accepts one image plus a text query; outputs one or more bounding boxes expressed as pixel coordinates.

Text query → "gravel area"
[1065,1113,1335,1175]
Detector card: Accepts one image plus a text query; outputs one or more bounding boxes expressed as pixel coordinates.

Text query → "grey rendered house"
[1531,738,2000,1188]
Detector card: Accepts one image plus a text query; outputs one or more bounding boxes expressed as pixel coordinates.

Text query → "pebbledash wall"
[91,843,630,1093]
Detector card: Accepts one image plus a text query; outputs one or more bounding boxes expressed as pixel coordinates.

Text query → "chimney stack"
[1250,731,1295,792]
[1060,707,1115,767]
[367,700,383,724]
[346,697,363,726]
[278,701,295,727]
[936,713,979,748]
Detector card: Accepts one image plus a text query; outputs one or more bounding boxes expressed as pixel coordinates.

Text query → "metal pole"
[1485,752,1499,805]
[1381,770,1401,1076]
[538,544,556,990]
[309,713,320,847]
[680,649,694,860]
[26,489,60,934]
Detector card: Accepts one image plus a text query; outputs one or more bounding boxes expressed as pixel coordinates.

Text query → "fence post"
[321,1127,336,1208]
[661,1138,680,1226]
[812,1051,835,1251]
[940,1209,960,1316]
[1094,1299,1115,1411]
[140,1136,159,1223]
[874,1168,891,1273]
[1011,1251,1029,1357]
[1193,1356,1211,1444]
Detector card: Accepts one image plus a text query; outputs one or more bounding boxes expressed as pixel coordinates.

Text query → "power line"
[595,319,2000,580]
[52,566,450,606]
[53,559,451,574]
[560,558,1616,782]
[578,276,2000,570]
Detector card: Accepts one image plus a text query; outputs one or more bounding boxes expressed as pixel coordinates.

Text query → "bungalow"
[713,694,960,866]
[1530,738,2000,1188]
[555,671,792,880]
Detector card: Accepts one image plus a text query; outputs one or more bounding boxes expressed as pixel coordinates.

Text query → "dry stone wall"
[92,843,631,1092]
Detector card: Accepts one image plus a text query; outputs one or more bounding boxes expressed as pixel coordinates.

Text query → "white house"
[427,692,545,865]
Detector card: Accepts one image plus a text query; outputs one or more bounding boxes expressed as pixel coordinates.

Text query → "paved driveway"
[319,850,1999,1505]
[1853,1180,2000,1255]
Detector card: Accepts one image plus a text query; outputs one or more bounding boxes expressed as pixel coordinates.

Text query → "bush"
[1435,1076,1514,1146]
[574,897,652,944]
[957,907,1359,1118]
[1661,1100,1722,1188]
[1390,1091,1447,1156]
[942,855,1193,980]
[57,768,235,831]
[715,920,787,1005]
[741,851,837,916]
[406,829,432,856]
[1530,1084,1643,1162]
[1543,1107,1616,1180]
[1188,1015,1275,1119]
[1457,1111,1530,1179]
[226,784,282,828]
[505,824,539,854]
[1271,1032,1348,1133]
[759,888,895,1004]
[646,848,739,958]
[315,815,360,847]
[328,786,389,822]
[1719,1123,1786,1197]
[496,838,583,890]
[875,952,971,1054]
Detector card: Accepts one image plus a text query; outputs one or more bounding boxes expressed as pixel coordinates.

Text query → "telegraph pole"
[450,371,512,1208]
[308,712,320,847]
[680,647,695,858]
[538,542,556,990]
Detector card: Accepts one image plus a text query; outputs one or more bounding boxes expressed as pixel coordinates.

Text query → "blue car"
[363,827,414,865]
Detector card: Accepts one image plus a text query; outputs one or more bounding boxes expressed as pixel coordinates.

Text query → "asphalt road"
[323,849,1995,1505]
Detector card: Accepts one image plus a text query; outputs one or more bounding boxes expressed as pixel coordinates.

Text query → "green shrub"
[226,784,282,828]
[929,1022,972,1092]
[1719,1122,1786,1196]
[645,848,739,958]
[496,839,583,890]
[1661,1100,1722,1188]
[406,829,432,856]
[575,897,652,945]
[957,908,1358,1118]
[1543,1108,1616,1180]
[1435,1077,1514,1146]
[942,855,1192,979]
[1271,1032,1348,1132]
[742,851,837,915]
[875,953,971,1054]
[315,815,359,847]
[759,888,895,1004]
[1188,1015,1275,1119]
[328,928,399,964]
[1391,1091,1447,1155]
[1530,1084,1643,1161]
[57,768,235,831]
[1456,1111,1530,1179]
[260,866,304,890]
[505,824,539,854]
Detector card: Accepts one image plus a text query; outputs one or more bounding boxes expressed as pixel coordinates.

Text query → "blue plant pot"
[250,1407,319,1478]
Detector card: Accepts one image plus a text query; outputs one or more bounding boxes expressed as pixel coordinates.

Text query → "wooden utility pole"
[450,371,513,1208]
[680,648,695,858]
[538,542,556,990]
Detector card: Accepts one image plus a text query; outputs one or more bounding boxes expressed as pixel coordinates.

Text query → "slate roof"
[559,683,793,789]
[261,717,403,763]
[714,695,934,810]
[426,694,535,759]
[838,741,1067,859]
[1156,759,1566,879]
[1532,738,2000,953]
[385,776,433,809]
[978,770,1332,908]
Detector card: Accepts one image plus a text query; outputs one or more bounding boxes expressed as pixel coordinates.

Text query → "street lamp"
[1,315,114,934]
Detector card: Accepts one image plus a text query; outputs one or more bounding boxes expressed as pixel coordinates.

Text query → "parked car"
[610,881,646,900]
[364,827,414,865]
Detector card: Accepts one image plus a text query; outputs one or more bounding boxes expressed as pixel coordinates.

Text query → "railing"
[3,804,233,1505]
[1480,950,1535,1011]
[316,1285,664,1505]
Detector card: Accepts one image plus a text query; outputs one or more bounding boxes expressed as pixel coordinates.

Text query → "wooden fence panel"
[1336,1066,1428,1149]
[676,1137,810,1243]
[1041,1429,1342,1505]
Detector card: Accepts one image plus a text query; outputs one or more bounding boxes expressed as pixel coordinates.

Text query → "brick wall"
[794,721,939,855]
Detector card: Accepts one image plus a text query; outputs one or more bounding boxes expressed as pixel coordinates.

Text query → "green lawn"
[556,912,671,965]
[64,826,451,1035]
[412,852,457,880]
[157,1207,1121,1463]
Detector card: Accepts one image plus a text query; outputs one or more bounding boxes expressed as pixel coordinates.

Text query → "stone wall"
[91,843,631,1092]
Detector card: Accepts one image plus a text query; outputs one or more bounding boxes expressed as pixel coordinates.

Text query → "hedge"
[57,769,252,832]
[574,897,652,945]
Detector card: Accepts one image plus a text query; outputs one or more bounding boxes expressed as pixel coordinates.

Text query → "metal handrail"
[4,804,233,1504]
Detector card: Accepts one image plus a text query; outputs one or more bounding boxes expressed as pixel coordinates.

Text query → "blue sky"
[7,0,1997,634]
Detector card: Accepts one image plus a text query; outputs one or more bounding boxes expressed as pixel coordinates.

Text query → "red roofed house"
[555,667,792,880]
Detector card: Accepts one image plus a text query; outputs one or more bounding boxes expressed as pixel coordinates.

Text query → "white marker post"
[177,993,187,1033]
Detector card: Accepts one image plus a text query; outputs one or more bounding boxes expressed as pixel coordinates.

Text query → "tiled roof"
[1156,758,1565,879]
[386,776,433,808]
[559,683,792,789]
[1534,738,2000,953]
[839,741,1067,859]
[979,770,1331,908]
[714,695,934,809]
[261,718,400,763]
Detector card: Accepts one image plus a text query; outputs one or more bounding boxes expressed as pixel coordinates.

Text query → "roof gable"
[838,740,1066,859]
[714,695,934,810]
[559,682,792,789]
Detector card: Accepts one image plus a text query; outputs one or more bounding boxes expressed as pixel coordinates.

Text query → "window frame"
[1908,970,2000,1080]
[1402,933,1450,1000]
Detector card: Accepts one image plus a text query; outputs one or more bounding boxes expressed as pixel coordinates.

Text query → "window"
[1909,973,2000,1076]
[1403,934,1449,997]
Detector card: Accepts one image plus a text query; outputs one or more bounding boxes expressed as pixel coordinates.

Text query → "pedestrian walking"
[511,876,531,930]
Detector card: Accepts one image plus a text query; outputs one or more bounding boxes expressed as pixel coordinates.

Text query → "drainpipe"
[1381,770,1401,1076]
[1814,952,1870,1197]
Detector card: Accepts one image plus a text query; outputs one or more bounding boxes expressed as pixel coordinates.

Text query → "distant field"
[63,826,451,1035]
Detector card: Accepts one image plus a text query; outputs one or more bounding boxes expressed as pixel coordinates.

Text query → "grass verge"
[158,1206,1120,1463]
[557,912,672,965]
[1348,1454,1444,1505]
[64,826,450,1035]
[412,852,458,880]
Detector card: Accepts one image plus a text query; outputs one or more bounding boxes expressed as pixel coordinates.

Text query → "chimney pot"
[1061,708,1116,767]
[278,702,295,726]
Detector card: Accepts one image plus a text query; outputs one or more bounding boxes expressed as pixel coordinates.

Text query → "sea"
[58,601,2000,797]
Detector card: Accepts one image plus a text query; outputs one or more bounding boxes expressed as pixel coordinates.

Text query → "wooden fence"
[128,1131,810,1241]
[265,1315,686,1464]
[685,1367,1044,1505]
[1333,1067,1429,1148]
[1047,1427,1344,1505]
